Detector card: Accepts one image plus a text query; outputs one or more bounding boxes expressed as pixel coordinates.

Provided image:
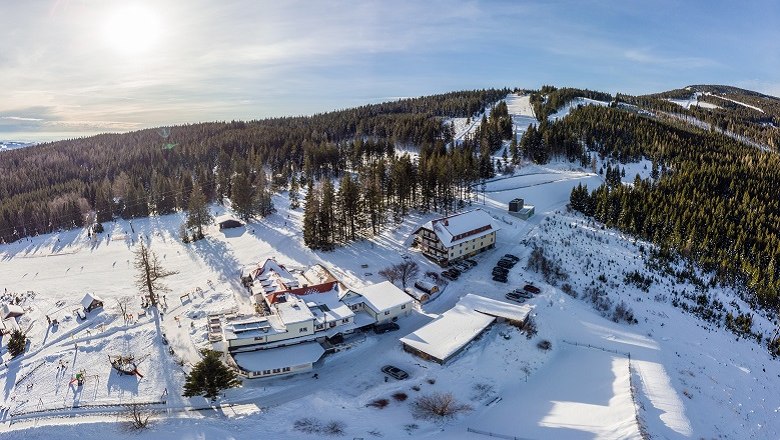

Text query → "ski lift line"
[0,178,223,238]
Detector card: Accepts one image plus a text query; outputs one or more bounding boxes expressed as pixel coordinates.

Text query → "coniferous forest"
[2,85,780,309]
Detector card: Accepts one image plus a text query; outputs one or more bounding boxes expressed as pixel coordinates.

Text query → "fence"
[560,339,649,439]
[466,427,533,440]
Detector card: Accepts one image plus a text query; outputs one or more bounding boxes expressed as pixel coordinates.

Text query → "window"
[282,367,290,372]
[263,370,271,375]
[254,336,264,341]
[329,322,336,328]
[316,324,324,330]
[401,304,406,309]
[272,368,281,373]
[299,327,308,333]
[341,318,350,323]
[384,311,390,315]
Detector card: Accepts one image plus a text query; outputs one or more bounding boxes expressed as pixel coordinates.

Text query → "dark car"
[505,292,525,303]
[523,284,541,294]
[465,259,478,267]
[441,271,457,281]
[492,268,509,276]
[448,267,462,276]
[497,260,514,269]
[381,365,409,380]
[504,254,519,262]
[493,275,508,283]
[374,322,400,334]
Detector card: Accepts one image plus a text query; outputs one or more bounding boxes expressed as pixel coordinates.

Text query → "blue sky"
[1,0,778,141]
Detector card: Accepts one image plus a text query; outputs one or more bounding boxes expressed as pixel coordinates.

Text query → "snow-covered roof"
[275,296,315,324]
[81,293,103,309]
[351,281,413,313]
[458,294,531,322]
[400,304,495,362]
[1,304,24,318]
[250,259,299,294]
[400,294,532,362]
[419,209,499,248]
[215,214,242,224]
[233,342,325,372]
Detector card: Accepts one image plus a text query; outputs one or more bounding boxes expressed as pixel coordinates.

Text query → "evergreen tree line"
[0,89,507,243]
[562,105,780,307]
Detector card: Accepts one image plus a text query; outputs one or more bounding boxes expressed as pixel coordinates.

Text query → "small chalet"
[81,293,104,312]
[413,209,499,267]
[216,214,244,230]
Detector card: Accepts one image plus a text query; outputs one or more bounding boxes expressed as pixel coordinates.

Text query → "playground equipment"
[109,355,144,378]
[69,369,87,387]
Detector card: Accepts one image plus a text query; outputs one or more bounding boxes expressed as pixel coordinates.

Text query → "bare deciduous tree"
[133,241,177,306]
[126,403,151,430]
[397,261,419,288]
[379,261,419,288]
[412,392,472,420]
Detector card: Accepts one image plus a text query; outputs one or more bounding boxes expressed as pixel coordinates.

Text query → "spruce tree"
[303,181,320,248]
[183,350,240,401]
[230,172,254,221]
[289,174,300,209]
[186,184,212,240]
[8,329,27,357]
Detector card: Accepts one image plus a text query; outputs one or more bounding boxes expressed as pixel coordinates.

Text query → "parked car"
[441,272,457,281]
[381,365,409,380]
[497,260,514,269]
[523,284,541,294]
[454,262,470,272]
[374,322,401,334]
[448,267,462,276]
[493,275,508,283]
[505,292,525,303]
[492,268,509,275]
[504,254,519,262]
[465,259,478,267]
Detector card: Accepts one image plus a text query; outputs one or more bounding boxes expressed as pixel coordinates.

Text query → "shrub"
[426,378,436,385]
[412,392,472,420]
[7,329,26,357]
[392,392,408,402]
[367,398,390,409]
[537,340,552,351]
[411,385,421,392]
[293,418,346,436]
[125,404,151,430]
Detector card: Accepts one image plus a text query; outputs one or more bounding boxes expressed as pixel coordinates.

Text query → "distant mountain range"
[0,141,36,152]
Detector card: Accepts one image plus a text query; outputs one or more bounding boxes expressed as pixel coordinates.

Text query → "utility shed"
[81,293,104,312]
[216,214,244,230]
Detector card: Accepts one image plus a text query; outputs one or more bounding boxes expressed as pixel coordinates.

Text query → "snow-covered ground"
[667,93,722,110]
[0,141,35,152]
[2,155,780,439]
[548,97,610,121]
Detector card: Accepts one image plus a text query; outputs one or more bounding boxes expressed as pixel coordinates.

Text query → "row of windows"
[261,366,292,375]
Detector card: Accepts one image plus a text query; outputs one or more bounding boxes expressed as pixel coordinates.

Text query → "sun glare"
[103,4,161,54]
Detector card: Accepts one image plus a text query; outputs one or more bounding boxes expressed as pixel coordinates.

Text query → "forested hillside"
[3,84,780,308]
[0,89,507,243]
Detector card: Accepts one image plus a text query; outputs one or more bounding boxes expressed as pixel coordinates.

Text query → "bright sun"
[103,4,161,54]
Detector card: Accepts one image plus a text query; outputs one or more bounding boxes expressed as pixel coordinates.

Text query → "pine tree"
[231,172,254,221]
[8,329,27,357]
[319,179,335,249]
[253,170,275,217]
[186,184,212,240]
[183,350,240,401]
[303,181,320,248]
[289,174,300,209]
